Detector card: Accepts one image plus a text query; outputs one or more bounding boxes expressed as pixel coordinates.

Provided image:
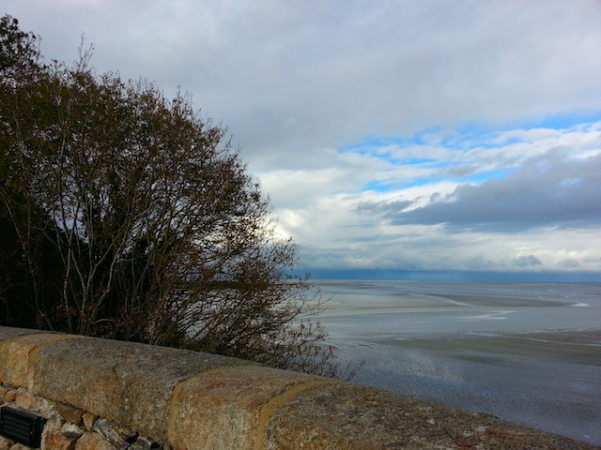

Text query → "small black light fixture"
[0,405,46,448]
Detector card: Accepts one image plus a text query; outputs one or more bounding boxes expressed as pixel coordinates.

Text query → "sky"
[5,0,601,281]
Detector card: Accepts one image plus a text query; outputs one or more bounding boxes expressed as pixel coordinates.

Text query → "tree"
[0,15,41,79]
[0,14,57,328]
[0,15,338,376]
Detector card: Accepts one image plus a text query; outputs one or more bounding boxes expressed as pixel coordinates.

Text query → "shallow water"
[313,281,601,446]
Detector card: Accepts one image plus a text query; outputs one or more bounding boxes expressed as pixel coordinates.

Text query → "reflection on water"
[313,281,601,446]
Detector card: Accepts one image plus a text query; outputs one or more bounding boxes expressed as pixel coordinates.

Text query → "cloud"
[272,123,601,272]
[513,255,542,267]
[8,0,601,169]
[5,1,601,276]
[384,150,601,232]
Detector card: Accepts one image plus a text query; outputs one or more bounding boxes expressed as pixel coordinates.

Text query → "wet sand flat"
[377,329,601,360]
[313,281,601,446]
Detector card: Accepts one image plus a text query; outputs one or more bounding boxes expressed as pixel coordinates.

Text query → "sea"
[311,280,601,446]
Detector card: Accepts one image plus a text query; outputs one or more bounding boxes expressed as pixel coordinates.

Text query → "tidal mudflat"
[313,281,601,445]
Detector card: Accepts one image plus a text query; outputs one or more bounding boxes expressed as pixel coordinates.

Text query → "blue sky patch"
[342,113,601,160]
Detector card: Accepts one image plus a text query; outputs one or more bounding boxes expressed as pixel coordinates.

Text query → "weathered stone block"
[30,337,254,445]
[43,430,78,450]
[15,391,38,410]
[75,433,117,450]
[0,333,81,387]
[61,422,85,439]
[168,365,334,450]
[14,389,59,421]
[0,386,16,403]
[0,436,12,450]
[57,403,85,426]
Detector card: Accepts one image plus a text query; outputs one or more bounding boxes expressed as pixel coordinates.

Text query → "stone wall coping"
[0,326,597,449]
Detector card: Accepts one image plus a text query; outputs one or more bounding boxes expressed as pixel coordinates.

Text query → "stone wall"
[0,326,598,450]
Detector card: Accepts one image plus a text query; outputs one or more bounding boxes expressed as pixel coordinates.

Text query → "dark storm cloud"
[385,151,601,232]
[513,255,542,267]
